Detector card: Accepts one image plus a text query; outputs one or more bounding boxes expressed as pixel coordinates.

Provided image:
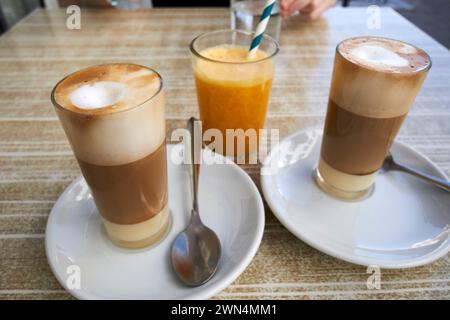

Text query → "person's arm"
[280,0,336,20]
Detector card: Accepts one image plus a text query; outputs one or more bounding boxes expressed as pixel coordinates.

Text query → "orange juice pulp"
[193,45,274,156]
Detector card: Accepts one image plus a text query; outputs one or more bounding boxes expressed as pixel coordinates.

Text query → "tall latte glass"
[51,64,170,249]
[190,30,279,160]
[316,37,431,200]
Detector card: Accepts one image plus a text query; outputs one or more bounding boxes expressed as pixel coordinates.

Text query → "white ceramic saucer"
[46,144,264,299]
[261,129,450,268]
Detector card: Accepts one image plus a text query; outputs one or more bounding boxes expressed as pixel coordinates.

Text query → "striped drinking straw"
[247,0,276,59]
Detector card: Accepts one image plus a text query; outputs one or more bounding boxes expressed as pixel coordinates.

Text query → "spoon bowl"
[171,210,221,286]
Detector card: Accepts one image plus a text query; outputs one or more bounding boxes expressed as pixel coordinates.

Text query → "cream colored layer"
[194,45,274,86]
[53,64,166,166]
[55,91,166,166]
[103,204,170,246]
[318,158,377,192]
[331,40,429,119]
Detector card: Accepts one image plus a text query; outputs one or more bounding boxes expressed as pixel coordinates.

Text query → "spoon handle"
[188,117,201,213]
[393,160,450,192]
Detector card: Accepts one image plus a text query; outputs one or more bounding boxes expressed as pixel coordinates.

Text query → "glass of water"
[231,0,281,41]
[108,0,152,9]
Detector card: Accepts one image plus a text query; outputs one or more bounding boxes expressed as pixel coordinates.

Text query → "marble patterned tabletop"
[0,7,449,299]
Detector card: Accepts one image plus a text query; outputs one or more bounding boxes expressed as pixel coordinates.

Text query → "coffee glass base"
[103,205,172,250]
[314,168,374,201]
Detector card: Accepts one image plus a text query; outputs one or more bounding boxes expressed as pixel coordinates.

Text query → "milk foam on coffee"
[54,64,165,166]
[331,37,430,119]
[339,37,428,74]
[70,81,126,109]
[349,44,409,69]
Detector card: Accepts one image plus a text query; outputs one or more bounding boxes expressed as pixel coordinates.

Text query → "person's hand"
[280,0,336,20]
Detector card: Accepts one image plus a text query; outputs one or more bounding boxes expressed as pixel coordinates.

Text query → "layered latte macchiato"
[52,64,170,249]
[317,37,431,200]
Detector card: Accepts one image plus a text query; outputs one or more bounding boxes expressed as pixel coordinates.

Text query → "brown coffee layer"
[321,99,406,175]
[77,142,168,225]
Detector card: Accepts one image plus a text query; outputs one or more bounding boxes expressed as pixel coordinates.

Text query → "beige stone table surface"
[0,7,449,300]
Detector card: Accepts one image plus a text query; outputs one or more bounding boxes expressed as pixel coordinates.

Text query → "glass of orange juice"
[190,29,279,161]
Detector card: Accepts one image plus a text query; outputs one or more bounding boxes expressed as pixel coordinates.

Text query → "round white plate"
[46,144,264,299]
[261,129,450,268]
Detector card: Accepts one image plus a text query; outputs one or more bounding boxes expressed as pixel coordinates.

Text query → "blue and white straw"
[248,0,276,59]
